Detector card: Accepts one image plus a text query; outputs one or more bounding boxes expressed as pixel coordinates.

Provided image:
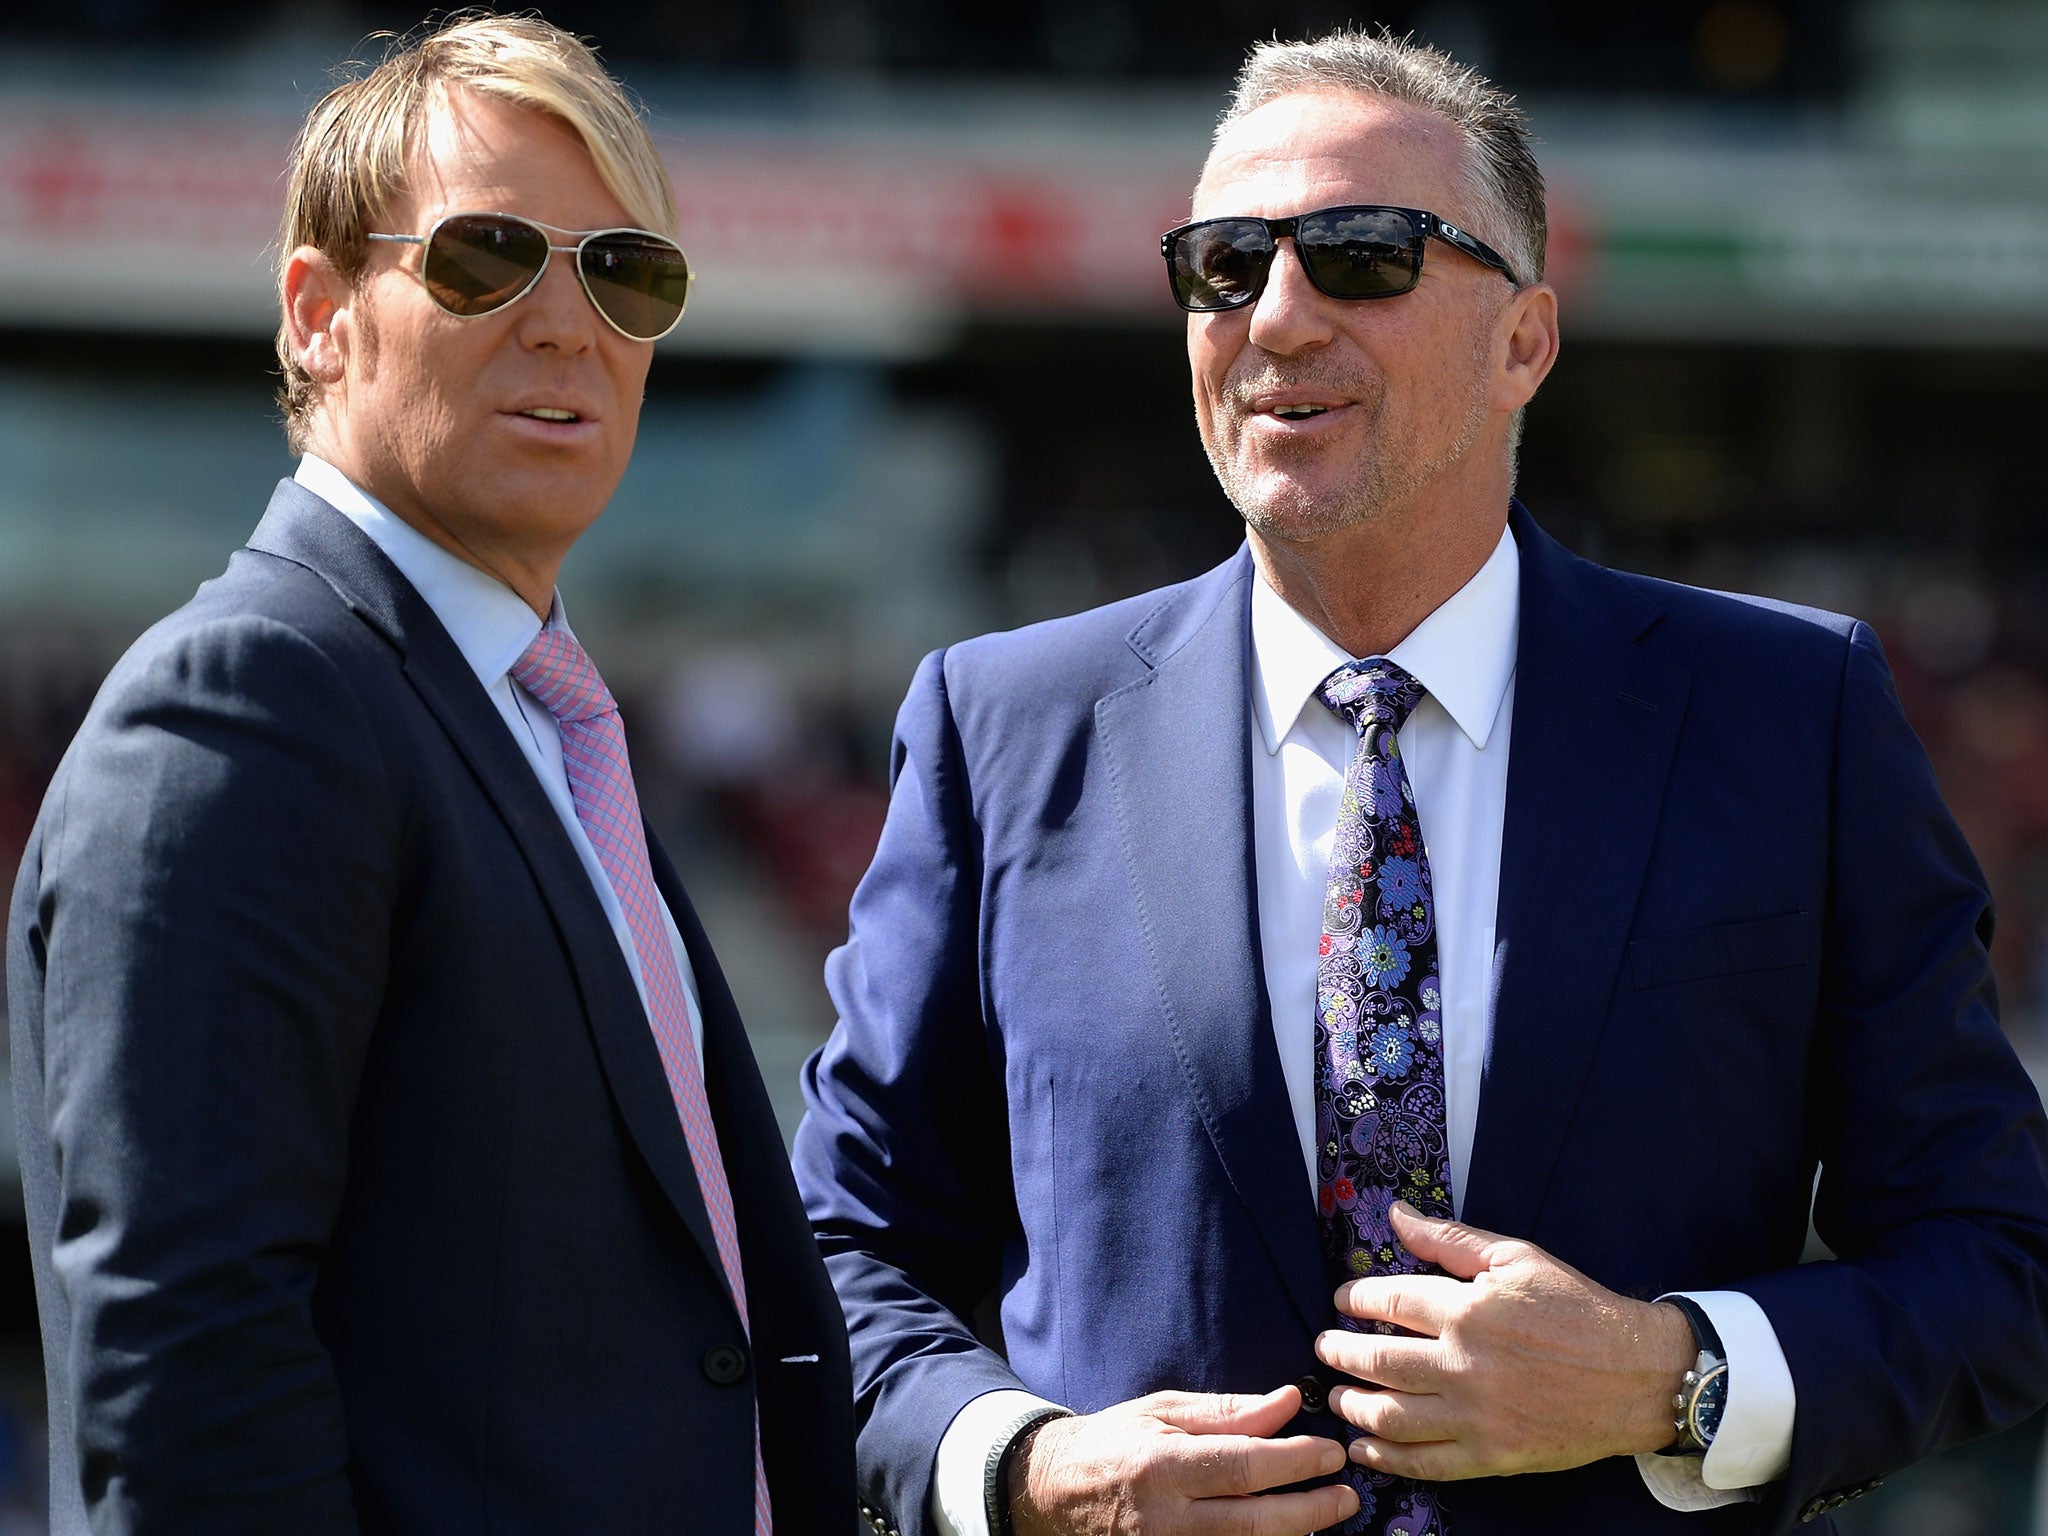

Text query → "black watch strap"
[1664,1294,1724,1357]
[984,1405,1073,1536]
[1657,1294,1727,1457]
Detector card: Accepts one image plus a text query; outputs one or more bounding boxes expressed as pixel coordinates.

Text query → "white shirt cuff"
[931,1388,1067,1536]
[1634,1289,1797,1511]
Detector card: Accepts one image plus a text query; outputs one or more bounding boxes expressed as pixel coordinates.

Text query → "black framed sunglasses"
[366,211,694,341]
[1161,204,1520,313]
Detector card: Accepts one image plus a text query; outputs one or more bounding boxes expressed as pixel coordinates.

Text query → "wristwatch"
[984,1405,1073,1536]
[1658,1294,1728,1456]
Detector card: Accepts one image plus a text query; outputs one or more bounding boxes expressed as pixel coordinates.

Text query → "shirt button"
[1296,1374,1329,1415]
[702,1343,749,1385]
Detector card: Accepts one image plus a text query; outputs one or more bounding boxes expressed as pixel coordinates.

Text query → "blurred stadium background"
[3,0,2047,1529]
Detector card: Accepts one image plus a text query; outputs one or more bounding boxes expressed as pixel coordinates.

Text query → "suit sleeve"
[792,649,1033,1536]
[1743,620,2048,1528]
[31,614,396,1532]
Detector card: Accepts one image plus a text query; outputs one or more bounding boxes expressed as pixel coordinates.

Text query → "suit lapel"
[246,482,732,1302]
[397,653,734,1304]
[1461,506,1691,1238]
[649,842,821,1311]
[1096,552,1330,1336]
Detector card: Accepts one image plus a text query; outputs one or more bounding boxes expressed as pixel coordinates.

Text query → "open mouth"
[519,407,582,423]
[1269,403,1330,421]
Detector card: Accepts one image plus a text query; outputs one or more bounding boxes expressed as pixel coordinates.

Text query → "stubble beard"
[1205,348,1496,546]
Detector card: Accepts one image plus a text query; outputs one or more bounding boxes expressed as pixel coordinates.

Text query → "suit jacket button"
[1295,1374,1328,1415]
[703,1343,749,1385]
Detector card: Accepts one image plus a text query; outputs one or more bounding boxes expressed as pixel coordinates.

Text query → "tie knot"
[1317,658,1425,737]
[511,627,616,725]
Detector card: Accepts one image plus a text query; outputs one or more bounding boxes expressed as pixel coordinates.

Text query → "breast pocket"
[1621,911,1817,1232]
[1629,912,1811,991]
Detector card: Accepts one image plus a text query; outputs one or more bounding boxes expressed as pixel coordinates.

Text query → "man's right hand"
[1010,1385,1359,1535]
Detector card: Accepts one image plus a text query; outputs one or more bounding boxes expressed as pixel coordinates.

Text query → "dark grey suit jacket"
[9,481,854,1533]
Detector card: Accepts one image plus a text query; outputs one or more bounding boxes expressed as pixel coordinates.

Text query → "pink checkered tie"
[512,626,771,1536]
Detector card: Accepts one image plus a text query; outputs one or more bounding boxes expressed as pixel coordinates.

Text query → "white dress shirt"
[293,454,706,1061]
[932,528,1794,1533]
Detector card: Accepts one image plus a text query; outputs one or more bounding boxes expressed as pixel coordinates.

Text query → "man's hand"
[1316,1201,1695,1482]
[1010,1385,1360,1536]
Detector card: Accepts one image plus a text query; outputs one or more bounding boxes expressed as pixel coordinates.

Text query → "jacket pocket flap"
[1630,912,1810,990]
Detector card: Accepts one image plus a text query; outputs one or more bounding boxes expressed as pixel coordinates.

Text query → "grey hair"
[1213,28,1547,464]
[1215,28,1545,289]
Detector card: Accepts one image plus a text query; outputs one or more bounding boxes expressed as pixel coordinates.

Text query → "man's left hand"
[1316,1200,1695,1481]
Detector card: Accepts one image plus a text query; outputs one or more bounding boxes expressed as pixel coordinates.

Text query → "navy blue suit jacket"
[794,502,2048,1535]
[8,482,855,1534]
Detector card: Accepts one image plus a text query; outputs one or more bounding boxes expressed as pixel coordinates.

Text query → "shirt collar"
[295,454,557,687]
[1250,521,1520,755]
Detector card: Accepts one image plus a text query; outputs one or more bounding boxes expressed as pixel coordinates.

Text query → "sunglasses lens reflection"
[412,215,691,339]
[1168,206,1427,311]
[1300,207,1421,299]
[578,233,691,340]
[423,215,551,316]
[1172,220,1272,310]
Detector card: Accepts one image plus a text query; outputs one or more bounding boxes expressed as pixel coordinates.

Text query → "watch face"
[1689,1362,1729,1445]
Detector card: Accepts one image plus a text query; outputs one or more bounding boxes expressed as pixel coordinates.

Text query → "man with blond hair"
[794,26,2048,1536]
[8,14,851,1533]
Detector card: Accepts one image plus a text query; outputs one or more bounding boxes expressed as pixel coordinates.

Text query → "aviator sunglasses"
[366,211,694,341]
[1161,204,1520,312]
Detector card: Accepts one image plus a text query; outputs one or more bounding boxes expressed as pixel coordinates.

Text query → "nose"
[515,244,600,351]
[1245,236,1336,356]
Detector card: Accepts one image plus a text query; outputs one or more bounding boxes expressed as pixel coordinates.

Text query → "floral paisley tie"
[1314,659,1451,1536]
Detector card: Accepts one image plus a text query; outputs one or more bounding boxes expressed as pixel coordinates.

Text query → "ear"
[1493,281,1560,414]
[283,244,354,387]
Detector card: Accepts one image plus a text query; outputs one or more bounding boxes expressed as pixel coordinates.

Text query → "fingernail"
[1391,1199,1416,1216]
[1322,1442,1344,1473]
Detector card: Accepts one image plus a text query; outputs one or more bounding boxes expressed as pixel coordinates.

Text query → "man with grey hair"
[795,26,2048,1536]
[9,14,852,1532]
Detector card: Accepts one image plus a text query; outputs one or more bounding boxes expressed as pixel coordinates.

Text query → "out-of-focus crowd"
[1887,577,2048,1057]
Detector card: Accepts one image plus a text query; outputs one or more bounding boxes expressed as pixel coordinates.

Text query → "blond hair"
[275,12,674,448]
